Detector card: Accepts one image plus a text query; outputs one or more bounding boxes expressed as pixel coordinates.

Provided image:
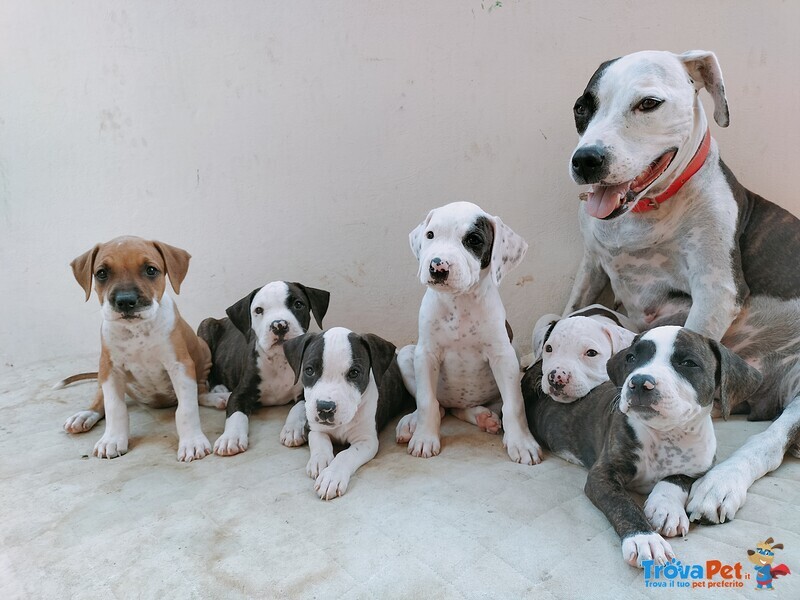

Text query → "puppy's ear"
[409,209,435,261]
[602,324,637,355]
[360,333,396,389]
[676,50,730,127]
[283,332,315,385]
[532,314,560,363]
[607,334,639,387]
[293,283,331,330]
[490,215,528,285]
[225,288,261,336]
[708,339,762,420]
[152,241,191,294]
[70,244,101,301]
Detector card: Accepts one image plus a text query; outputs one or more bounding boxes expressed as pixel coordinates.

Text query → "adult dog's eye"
[679,359,698,368]
[426,231,434,239]
[254,307,263,315]
[636,97,662,112]
[144,265,159,278]
[585,349,598,357]
[544,344,552,353]
[466,234,482,247]
[294,300,305,310]
[625,353,636,363]
[304,366,314,377]
[347,368,360,380]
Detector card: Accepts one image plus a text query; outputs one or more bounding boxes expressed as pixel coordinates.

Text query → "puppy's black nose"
[627,374,657,406]
[270,320,289,337]
[571,145,606,182]
[429,257,449,282]
[547,369,569,390]
[113,290,139,312]
[316,400,336,422]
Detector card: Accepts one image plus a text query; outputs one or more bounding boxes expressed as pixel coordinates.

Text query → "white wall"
[2,0,799,369]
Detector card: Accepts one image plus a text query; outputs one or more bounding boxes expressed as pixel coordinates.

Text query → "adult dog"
[565,50,800,522]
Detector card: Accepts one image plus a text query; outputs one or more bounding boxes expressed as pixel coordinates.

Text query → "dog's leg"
[406,345,443,458]
[585,462,675,568]
[64,385,105,433]
[314,434,379,500]
[687,398,800,523]
[93,371,129,459]
[306,430,334,479]
[644,475,693,538]
[280,399,308,447]
[489,349,542,464]
[214,387,256,456]
[450,404,502,434]
[166,360,211,462]
[199,388,230,409]
[564,253,609,315]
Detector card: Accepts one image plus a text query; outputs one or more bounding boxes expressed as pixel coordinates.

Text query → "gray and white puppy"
[283,327,413,500]
[565,49,800,522]
[523,326,762,567]
[198,281,330,455]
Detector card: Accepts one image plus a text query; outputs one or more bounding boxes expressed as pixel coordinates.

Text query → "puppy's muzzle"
[269,319,290,340]
[110,288,150,318]
[571,144,607,183]
[429,257,450,283]
[547,368,570,392]
[626,374,658,411]
[315,400,336,425]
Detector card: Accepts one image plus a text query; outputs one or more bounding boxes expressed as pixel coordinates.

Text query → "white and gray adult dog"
[566,50,800,523]
[395,201,543,464]
[531,304,637,402]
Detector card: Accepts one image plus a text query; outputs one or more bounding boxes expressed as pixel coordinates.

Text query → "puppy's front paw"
[177,435,212,462]
[315,466,351,500]
[475,409,502,434]
[64,410,102,433]
[93,434,128,459]
[687,466,748,524]
[280,421,308,448]
[621,532,675,568]
[503,431,543,465]
[395,411,418,444]
[199,391,230,410]
[407,430,441,458]
[214,432,248,456]
[307,453,332,479]
[645,487,689,538]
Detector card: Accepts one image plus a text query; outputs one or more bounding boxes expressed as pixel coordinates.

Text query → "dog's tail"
[52,372,98,390]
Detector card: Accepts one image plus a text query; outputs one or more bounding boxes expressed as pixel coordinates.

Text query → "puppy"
[522,326,762,567]
[531,304,636,402]
[283,327,413,500]
[395,201,542,464]
[62,236,212,461]
[197,282,330,455]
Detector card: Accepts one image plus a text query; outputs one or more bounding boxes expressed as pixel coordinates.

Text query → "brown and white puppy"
[61,236,212,461]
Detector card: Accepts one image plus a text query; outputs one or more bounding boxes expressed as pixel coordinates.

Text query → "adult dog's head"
[409,201,528,294]
[570,50,730,220]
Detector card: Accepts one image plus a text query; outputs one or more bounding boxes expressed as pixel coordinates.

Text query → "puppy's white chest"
[257,346,299,406]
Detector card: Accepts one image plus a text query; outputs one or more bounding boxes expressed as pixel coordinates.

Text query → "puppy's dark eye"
[679,359,698,368]
[585,349,599,357]
[254,307,263,315]
[294,300,305,310]
[144,265,159,278]
[466,234,482,247]
[304,366,314,377]
[347,368,361,380]
[636,97,663,112]
[574,103,587,116]
[626,353,636,363]
[95,268,108,281]
[426,231,434,239]
[544,344,552,353]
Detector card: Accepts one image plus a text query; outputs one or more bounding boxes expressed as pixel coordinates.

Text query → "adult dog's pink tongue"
[586,183,630,219]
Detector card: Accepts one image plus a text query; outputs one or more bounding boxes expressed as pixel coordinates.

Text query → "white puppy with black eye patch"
[283,327,410,500]
[395,201,542,464]
[531,305,637,402]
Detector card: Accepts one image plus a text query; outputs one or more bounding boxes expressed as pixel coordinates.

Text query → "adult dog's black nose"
[113,290,139,312]
[270,320,289,337]
[429,257,449,282]
[571,145,606,182]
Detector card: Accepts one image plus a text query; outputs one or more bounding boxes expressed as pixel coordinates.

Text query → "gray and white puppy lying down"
[283,327,414,500]
[522,326,762,567]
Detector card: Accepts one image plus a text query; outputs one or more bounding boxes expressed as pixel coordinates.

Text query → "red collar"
[632,128,711,213]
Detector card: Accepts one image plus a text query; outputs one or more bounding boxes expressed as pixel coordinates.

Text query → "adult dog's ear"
[152,241,191,294]
[602,324,637,355]
[708,339,762,419]
[676,50,730,127]
[283,333,315,385]
[225,288,261,336]
[532,313,560,363]
[293,283,330,330]
[606,334,640,387]
[490,215,528,285]
[361,333,396,389]
[70,244,101,301]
